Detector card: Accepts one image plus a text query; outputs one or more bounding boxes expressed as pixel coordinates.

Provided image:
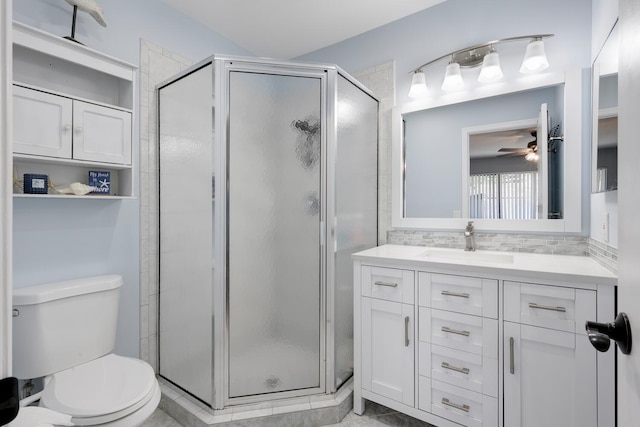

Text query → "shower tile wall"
[139,40,194,369]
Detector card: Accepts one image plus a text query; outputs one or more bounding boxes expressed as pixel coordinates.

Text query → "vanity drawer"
[425,344,498,397]
[419,272,498,318]
[430,380,498,427]
[504,281,596,335]
[429,309,498,358]
[361,265,414,304]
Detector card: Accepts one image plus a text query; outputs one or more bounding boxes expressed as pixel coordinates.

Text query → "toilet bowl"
[12,275,159,427]
[40,354,160,426]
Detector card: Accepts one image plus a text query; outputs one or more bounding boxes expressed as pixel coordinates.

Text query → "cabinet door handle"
[528,302,566,312]
[63,124,72,132]
[74,126,83,135]
[374,280,398,288]
[441,326,470,337]
[441,362,470,375]
[404,316,410,347]
[442,398,470,412]
[441,290,470,298]
[509,337,515,374]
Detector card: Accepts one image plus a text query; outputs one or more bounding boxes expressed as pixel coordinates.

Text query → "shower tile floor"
[141,402,432,427]
[143,400,434,427]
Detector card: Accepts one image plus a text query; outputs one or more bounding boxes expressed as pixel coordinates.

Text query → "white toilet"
[12,275,160,427]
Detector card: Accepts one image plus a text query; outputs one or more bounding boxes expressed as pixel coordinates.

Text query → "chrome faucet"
[464,221,475,252]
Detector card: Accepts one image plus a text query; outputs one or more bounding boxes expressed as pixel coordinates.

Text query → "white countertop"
[353,244,617,286]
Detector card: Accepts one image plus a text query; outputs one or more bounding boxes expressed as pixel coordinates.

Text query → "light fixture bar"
[408,34,554,74]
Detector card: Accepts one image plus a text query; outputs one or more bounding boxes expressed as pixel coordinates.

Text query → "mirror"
[392,70,582,233]
[592,21,619,193]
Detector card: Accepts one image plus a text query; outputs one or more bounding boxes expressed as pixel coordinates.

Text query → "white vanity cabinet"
[418,273,499,427]
[360,266,415,406]
[353,245,616,427]
[11,22,136,198]
[503,281,598,427]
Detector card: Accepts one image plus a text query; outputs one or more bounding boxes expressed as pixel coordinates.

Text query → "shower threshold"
[158,377,354,426]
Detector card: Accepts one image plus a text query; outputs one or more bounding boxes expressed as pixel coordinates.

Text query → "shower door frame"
[214,57,332,408]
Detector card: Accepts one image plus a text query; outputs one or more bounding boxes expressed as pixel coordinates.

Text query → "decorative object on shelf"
[408,34,554,98]
[23,173,49,194]
[63,0,107,44]
[88,170,111,195]
[54,182,97,196]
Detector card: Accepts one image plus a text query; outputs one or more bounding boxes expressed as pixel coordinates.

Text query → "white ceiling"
[160,0,446,59]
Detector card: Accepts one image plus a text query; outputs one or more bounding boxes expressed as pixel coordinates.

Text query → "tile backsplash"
[387,229,618,273]
[388,229,589,255]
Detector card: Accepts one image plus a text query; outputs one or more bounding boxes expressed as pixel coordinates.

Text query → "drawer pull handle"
[374,281,398,288]
[441,362,470,375]
[441,326,471,337]
[509,337,515,374]
[441,290,470,299]
[405,316,410,347]
[528,302,566,313]
[442,398,470,413]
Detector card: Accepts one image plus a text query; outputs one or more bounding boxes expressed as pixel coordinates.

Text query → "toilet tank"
[12,275,122,380]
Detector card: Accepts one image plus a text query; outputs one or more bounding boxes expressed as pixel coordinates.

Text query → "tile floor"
[142,401,434,427]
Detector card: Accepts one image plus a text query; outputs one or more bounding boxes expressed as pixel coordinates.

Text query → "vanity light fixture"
[408,34,553,98]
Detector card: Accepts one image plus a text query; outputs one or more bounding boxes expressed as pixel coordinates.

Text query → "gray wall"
[12,0,251,357]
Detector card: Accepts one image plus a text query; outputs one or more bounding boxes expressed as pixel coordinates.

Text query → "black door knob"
[585,312,632,355]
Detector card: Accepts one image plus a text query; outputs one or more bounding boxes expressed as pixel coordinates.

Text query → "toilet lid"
[41,354,156,418]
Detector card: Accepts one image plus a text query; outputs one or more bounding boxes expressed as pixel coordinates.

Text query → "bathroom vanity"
[353,244,616,427]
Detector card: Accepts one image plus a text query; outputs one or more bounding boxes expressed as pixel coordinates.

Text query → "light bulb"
[520,40,550,73]
[441,62,464,91]
[478,52,503,83]
[408,70,428,98]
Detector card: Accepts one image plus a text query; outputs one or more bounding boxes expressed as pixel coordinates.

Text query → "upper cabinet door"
[13,85,73,158]
[72,100,132,165]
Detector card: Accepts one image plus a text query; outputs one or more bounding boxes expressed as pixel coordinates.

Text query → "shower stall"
[157,56,378,409]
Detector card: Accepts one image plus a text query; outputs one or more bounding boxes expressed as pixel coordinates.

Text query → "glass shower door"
[158,64,214,405]
[227,69,323,398]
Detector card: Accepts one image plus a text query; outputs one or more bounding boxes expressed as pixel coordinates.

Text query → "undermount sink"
[419,248,515,264]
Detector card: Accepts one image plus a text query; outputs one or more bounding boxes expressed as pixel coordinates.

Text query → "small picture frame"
[88,171,111,195]
[23,174,48,194]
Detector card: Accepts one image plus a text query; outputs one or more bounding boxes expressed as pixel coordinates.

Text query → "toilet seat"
[40,354,157,425]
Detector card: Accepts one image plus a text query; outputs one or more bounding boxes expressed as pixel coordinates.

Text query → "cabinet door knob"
[63,124,72,133]
[74,126,83,135]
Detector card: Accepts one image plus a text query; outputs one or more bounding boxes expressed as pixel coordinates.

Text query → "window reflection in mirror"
[592,21,618,193]
[403,85,564,220]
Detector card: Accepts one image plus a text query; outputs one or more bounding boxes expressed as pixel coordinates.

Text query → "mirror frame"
[591,21,619,194]
[391,69,582,233]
